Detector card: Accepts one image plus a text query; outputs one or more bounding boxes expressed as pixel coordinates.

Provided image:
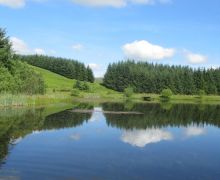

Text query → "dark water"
[0,102,220,180]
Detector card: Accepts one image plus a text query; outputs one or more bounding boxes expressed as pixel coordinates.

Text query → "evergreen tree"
[0,28,13,70]
[103,60,220,95]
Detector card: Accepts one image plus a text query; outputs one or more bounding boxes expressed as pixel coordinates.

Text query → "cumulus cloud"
[122,40,175,61]
[10,36,46,55]
[10,37,31,54]
[72,44,84,51]
[184,127,206,137]
[71,0,171,7]
[185,51,208,64]
[88,63,101,71]
[0,0,46,8]
[0,0,25,8]
[88,63,105,77]
[121,129,173,148]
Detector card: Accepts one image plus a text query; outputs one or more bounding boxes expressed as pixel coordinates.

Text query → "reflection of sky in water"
[1,105,220,180]
[184,127,207,137]
[120,126,208,148]
[88,107,104,123]
[70,133,81,141]
[121,129,173,147]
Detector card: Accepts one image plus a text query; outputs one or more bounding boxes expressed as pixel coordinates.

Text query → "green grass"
[31,66,74,92]
[1,65,220,107]
[31,65,122,100]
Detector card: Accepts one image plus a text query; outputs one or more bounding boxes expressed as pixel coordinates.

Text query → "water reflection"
[0,105,93,164]
[103,102,220,129]
[0,102,220,179]
[184,126,207,137]
[121,129,173,147]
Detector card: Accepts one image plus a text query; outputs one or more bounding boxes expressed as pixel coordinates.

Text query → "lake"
[0,102,220,180]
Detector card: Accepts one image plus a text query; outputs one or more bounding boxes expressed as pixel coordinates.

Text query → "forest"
[20,55,95,83]
[0,29,45,95]
[103,61,220,95]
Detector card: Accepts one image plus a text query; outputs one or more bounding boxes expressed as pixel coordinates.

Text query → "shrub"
[124,87,134,98]
[73,81,90,91]
[161,88,173,99]
[0,66,14,93]
[198,89,206,98]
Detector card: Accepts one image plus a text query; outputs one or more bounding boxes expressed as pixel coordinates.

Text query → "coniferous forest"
[103,61,220,95]
[20,55,95,83]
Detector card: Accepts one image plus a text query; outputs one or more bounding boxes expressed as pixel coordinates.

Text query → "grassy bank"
[1,66,220,107]
[0,94,72,107]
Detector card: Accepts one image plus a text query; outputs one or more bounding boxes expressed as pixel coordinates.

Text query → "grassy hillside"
[30,65,122,100]
[31,65,73,91]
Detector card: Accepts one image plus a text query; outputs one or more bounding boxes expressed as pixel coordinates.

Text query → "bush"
[73,81,90,91]
[0,61,46,95]
[12,61,46,95]
[0,29,46,95]
[198,89,206,98]
[124,87,134,98]
[161,88,173,99]
[0,66,14,93]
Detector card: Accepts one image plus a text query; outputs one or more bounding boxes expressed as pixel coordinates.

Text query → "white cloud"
[184,127,206,137]
[88,63,105,77]
[10,37,31,54]
[122,40,175,61]
[34,48,46,55]
[10,36,46,55]
[71,0,171,7]
[88,63,101,71]
[71,0,126,7]
[0,0,46,8]
[121,129,173,148]
[185,51,208,64]
[0,0,25,8]
[72,44,84,51]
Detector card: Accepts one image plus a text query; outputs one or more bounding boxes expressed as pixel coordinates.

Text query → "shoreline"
[1,93,220,108]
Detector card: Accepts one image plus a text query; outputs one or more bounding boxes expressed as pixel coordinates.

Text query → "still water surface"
[0,103,220,180]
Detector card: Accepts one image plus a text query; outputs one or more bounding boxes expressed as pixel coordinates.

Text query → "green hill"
[30,65,121,99]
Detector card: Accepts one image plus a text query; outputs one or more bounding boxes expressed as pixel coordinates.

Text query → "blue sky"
[0,0,219,77]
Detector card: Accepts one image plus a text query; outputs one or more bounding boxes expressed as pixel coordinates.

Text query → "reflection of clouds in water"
[184,127,206,137]
[32,130,41,134]
[121,129,173,148]
[70,133,80,141]
[89,107,104,122]
[10,137,22,145]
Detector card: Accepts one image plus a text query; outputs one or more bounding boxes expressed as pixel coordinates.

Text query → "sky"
[0,0,219,77]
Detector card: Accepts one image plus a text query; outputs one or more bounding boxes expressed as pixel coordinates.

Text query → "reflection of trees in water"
[0,106,92,165]
[0,108,45,164]
[44,111,91,130]
[103,103,220,130]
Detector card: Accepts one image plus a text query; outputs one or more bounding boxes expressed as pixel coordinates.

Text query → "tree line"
[103,61,220,95]
[20,55,95,83]
[0,28,45,95]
